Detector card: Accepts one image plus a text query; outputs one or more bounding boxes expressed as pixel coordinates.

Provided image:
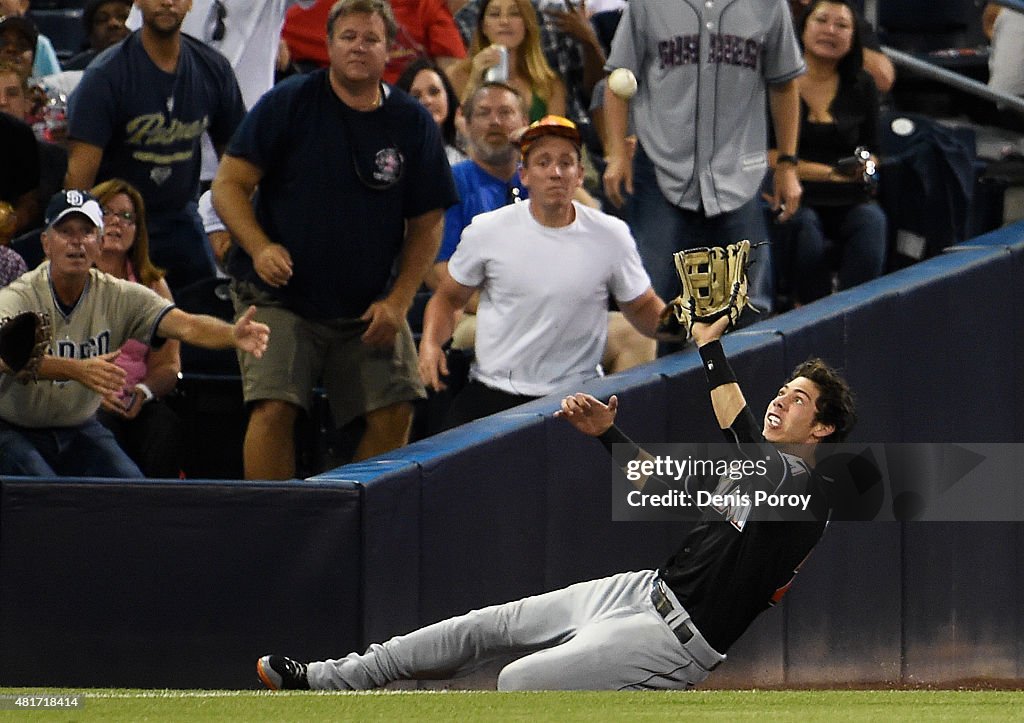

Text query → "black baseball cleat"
[257,655,310,690]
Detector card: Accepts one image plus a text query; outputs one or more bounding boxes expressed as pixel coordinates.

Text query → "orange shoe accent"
[256,658,279,690]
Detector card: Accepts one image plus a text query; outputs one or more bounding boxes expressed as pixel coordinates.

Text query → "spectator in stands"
[770,0,886,306]
[212,0,458,479]
[396,57,466,166]
[455,0,605,131]
[197,189,231,271]
[0,107,39,243]
[419,116,665,428]
[0,60,66,232]
[447,0,566,120]
[385,0,467,82]
[436,82,652,373]
[0,189,269,478]
[603,0,804,320]
[788,0,894,94]
[92,178,184,478]
[0,1,59,77]
[126,0,316,190]
[985,3,1024,101]
[63,0,132,71]
[65,0,245,292]
[0,13,36,79]
[282,0,466,83]
[0,243,26,286]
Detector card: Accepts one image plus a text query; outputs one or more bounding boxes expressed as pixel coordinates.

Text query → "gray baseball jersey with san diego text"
[607,0,805,216]
[0,265,173,428]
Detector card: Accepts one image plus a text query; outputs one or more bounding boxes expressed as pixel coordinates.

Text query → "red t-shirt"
[282,0,467,83]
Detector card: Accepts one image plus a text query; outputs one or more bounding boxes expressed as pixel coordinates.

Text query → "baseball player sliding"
[257,314,856,691]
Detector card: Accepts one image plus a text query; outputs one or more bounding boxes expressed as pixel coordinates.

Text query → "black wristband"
[698,340,738,390]
[777,154,799,166]
[598,424,637,468]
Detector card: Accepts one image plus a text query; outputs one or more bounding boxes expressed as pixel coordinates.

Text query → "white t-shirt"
[448,200,651,397]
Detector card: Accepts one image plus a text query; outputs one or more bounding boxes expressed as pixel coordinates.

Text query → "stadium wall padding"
[1,221,1022,688]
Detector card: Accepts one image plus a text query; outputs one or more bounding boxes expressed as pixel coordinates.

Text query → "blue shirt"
[226,71,459,319]
[438,160,527,262]
[67,32,245,214]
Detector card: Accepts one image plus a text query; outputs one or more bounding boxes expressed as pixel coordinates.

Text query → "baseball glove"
[0,311,51,382]
[656,240,758,339]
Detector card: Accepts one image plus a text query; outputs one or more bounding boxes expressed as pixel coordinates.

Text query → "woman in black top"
[772,0,887,305]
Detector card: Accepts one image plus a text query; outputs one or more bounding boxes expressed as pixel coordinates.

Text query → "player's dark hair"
[395,58,461,149]
[789,357,856,443]
[796,0,864,85]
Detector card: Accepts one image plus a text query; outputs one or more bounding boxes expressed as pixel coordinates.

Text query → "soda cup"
[484,45,509,83]
[42,90,68,144]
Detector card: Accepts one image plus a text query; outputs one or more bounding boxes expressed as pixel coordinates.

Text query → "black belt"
[651,582,694,645]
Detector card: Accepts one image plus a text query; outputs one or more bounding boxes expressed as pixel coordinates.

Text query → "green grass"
[1,689,1024,722]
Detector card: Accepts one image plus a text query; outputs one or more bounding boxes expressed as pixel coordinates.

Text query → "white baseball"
[608,68,638,100]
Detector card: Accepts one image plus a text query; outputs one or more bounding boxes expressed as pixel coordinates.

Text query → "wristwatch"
[776,154,799,167]
[135,383,155,404]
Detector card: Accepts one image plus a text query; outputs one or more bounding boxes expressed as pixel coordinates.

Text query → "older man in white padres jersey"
[0,190,269,478]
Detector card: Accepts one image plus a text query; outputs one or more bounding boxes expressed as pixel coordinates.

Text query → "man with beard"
[431,81,529,287]
[65,0,245,291]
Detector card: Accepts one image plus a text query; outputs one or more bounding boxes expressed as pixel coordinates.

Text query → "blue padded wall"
[0,478,361,688]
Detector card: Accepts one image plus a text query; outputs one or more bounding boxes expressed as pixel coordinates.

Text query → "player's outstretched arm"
[557,393,663,493]
[691,316,747,430]
[556,392,618,437]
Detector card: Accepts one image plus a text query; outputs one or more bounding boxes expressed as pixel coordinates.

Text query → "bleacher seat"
[27,5,86,63]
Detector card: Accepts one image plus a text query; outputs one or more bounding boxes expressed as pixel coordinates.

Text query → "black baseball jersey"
[605,405,830,654]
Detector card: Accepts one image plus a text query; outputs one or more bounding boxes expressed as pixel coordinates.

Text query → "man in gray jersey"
[0,189,269,478]
[602,0,805,318]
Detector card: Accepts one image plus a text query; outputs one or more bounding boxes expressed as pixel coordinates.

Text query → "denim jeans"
[789,202,887,303]
[0,416,144,478]
[627,143,774,313]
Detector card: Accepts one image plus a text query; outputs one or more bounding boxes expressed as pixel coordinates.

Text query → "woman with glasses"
[396,57,467,166]
[92,178,184,478]
[446,0,565,121]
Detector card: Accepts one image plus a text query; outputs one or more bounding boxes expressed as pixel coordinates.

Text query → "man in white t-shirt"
[419,115,666,429]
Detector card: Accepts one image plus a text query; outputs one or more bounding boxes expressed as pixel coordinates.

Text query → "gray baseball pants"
[306,569,726,691]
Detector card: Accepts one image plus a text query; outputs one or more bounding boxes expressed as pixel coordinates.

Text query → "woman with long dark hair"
[396,57,466,165]
[771,0,887,305]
